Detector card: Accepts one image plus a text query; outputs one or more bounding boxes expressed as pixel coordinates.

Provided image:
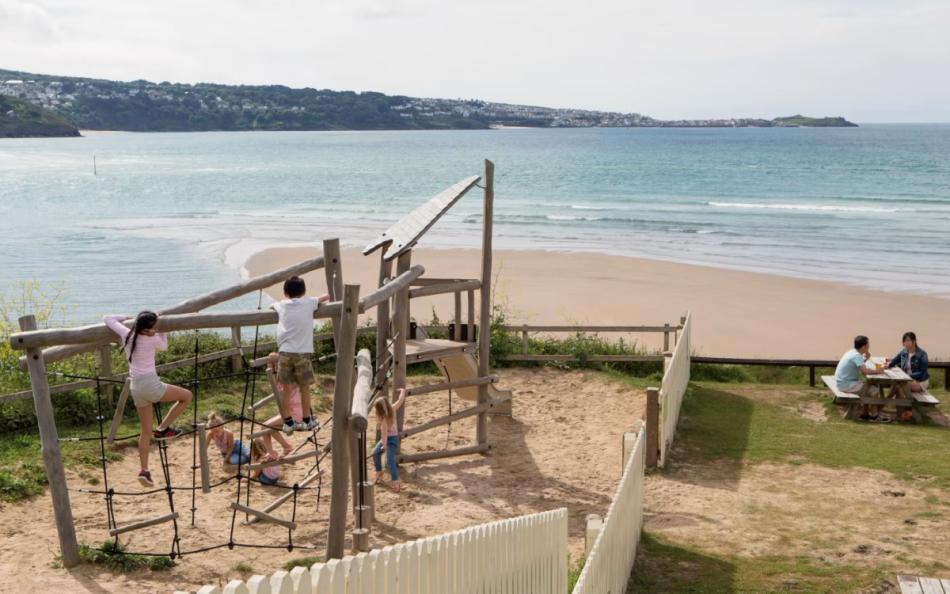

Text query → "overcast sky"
[2,0,948,122]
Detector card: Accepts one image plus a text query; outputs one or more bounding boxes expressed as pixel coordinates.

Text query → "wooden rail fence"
[498,323,682,364]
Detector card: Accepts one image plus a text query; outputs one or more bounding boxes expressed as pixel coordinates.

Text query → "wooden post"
[645,388,659,468]
[323,238,344,344]
[521,326,529,355]
[393,252,412,435]
[98,344,114,403]
[584,514,603,557]
[945,367,949,392]
[325,285,360,561]
[230,326,242,372]
[197,423,211,493]
[454,291,462,341]
[107,378,131,444]
[18,315,79,568]
[375,254,393,393]
[477,159,494,446]
[809,366,816,387]
[466,290,475,342]
[663,324,670,352]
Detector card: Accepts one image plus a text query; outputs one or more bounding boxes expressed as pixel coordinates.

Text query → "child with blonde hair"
[249,438,281,485]
[206,411,249,467]
[372,388,406,492]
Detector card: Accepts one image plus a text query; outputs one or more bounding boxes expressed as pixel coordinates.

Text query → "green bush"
[78,540,175,572]
[0,461,47,502]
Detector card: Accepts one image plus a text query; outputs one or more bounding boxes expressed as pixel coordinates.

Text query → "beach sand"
[246,246,950,360]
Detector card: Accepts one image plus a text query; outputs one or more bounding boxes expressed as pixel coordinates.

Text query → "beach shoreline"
[245,245,950,360]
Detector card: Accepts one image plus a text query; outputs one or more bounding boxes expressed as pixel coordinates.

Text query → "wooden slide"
[434,352,513,408]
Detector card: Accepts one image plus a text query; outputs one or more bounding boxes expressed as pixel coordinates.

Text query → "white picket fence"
[658,312,691,467]
[180,508,568,594]
[570,423,646,594]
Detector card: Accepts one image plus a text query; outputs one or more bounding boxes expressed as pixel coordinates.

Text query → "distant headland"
[0,68,856,136]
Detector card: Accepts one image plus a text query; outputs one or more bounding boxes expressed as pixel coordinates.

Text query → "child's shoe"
[153,426,183,441]
[138,469,154,487]
[282,421,296,435]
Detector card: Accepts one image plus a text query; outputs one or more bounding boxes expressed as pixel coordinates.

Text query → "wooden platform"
[898,575,950,594]
[404,338,475,364]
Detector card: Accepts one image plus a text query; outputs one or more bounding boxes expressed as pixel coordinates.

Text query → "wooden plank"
[109,512,179,536]
[393,252,412,438]
[23,255,327,367]
[362,175,481,260]
[98,344,114,402]
[646,388,659,468]
[398,443,490,464]
[359,265,426,312]
[19,315,80,568]
[246,469,323,525]
[404,338,475,363]
[911,391,940,405]
[229,327,243,372]
[106,378,131,444]
[349,349,373,433]
[407,279,481,300]
[406,375,498,397]
[898,576,925,594]
[820,375,861,402]
[230,502,296,530]
[400,397,510,438]
[501,325,682,333]
[500,354,664,363]
[197,423,211,493]
[249,393,276,413]
[326,284,360,561]
[940,579,950,593]
[918,577,944,594]
[246,449,319,471]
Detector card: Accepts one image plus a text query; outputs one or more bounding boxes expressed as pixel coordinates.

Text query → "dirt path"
[0,368,644,593]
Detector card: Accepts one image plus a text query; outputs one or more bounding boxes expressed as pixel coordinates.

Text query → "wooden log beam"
[392,253,412,438]
[245,449,319,471]
[645,388,659,468]
[500,324,684,333]
[359,265,425,312]
[326,284,360,561]
[406,375,498,397]
[106,378,131,444]
[499,354,665,363]
[20,255,327,367]
[19,315,79,568]
[349,349,373,433]
[109,512,179,537]
[229,502,296,530]
[245,469,323,525]
[196,424,211,494]
[477,160,494,447]
[400,397,510,439]
[407,279,481,300]
[11,305,342,351]
[397,443,491,464]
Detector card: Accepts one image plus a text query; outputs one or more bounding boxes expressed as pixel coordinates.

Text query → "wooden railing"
[498,323,682,363]
[407,277,479,342]
[572,422,647,594]
[180,508,569,594]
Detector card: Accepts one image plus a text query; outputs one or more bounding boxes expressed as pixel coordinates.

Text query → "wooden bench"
[820,375,860,404]
[898,574,950,594]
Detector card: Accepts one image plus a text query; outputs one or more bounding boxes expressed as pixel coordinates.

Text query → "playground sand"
[0,367,642,592]
[246,246,950,360]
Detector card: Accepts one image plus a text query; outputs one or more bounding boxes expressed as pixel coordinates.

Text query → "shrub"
[77,540,175,572]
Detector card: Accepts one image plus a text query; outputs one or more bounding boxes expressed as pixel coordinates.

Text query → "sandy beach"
[246,246,950,360]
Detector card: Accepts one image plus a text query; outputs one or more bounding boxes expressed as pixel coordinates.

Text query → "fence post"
[945,366,949,392]
[476,159,494,447]
[584,514,603,557]
[809,366,816,387]
[521,326,528,355]
[230,326,242,372]
[645,388,659,469]
[19,315,80,568]
[663,324,670,352]
[98,344,114,403]
[454,291,462,341]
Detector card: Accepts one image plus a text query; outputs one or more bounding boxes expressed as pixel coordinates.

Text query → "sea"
[1,125,949,323]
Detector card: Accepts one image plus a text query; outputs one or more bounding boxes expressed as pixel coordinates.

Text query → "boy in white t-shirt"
[269,275,329,434]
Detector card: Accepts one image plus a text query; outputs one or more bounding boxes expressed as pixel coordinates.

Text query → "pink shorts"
[279,383,304,422]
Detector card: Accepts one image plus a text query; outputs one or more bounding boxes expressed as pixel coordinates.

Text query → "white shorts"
[130,373,168,408]
[840,382,865,395]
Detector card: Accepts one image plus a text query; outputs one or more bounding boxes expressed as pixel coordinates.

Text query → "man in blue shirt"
[834,335,882,421]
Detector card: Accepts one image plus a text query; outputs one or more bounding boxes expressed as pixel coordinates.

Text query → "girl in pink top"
[372,388,406,492]
[103,311,193,488]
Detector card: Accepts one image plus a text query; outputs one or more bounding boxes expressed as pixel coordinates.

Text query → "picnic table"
[898,574,950,594]
[821,357,940,422]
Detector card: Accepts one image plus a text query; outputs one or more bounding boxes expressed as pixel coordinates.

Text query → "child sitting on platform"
[372,388,406,493]
[249,438,281,485]
[206,411,250,467]
[268,276,329,434]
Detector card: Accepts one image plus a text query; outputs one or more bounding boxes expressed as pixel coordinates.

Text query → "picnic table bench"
[898,574,950,594]
[821,362,940,422]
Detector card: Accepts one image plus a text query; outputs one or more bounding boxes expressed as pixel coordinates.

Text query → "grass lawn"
[629,381,950,593]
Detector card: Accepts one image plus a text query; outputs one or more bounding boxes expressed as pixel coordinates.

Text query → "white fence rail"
[180,508,568,594]
[571,423,647,594]
[659,312,691,467]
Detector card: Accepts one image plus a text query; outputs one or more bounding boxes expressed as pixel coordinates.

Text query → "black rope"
[93,376,117,531]
[48,371,126,385]
[190,332,200,527]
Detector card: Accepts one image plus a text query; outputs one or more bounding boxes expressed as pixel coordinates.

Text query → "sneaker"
[138,470,154,487]
[153,426,183,441]
[282,421,296,435]
[295,418,319,431]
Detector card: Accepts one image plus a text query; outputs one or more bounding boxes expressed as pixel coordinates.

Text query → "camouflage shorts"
[277,352,314,386]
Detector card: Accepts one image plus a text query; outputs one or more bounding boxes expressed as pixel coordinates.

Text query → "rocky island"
[0,94,80,138]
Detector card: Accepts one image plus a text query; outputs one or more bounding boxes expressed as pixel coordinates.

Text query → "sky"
[2,0,949,122]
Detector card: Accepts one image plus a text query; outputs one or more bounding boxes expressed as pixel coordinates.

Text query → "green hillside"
[773,114,858,127]
[0,95,80,138]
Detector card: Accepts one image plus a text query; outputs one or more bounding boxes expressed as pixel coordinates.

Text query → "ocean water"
[1,126,949,322]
